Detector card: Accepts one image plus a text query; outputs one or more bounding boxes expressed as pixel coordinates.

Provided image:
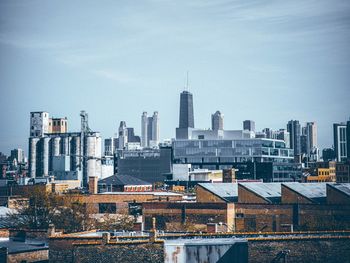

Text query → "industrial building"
[28,111,102,187]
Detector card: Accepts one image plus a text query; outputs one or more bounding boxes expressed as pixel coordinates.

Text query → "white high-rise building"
[30,111,50,137]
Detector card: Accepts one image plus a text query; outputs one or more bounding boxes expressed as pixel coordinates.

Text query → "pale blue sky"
[0,0,349,154]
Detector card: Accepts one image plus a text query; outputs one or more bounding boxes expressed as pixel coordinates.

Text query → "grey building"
[211,111,224,130]
[243,120,255,133]
[287,120,301,158]
[333,123,347,162]
[116,146,172,183]
[141,111,160,148]
[176,91,195,139]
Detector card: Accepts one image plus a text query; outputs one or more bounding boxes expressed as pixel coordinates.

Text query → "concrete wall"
[249,238,350,263]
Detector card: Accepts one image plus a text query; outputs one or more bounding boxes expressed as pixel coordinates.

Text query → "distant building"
[116,146,172,183]
[262,128,273,139]
[141,111,160,147]
[9,149,25,164]
[274,129,290,148]
[322,148,335,161]
[347,120,350,162]
[98,174,152,193]
[306,161,336,182]
[336,162,350,183]
[211,111,223,130]
[243,120,255,132]
[287,120,301,158]
[176,90,195,139]
[104,137,118,156]
[30,111,49,137]
[118,121,128,150]
[49,117,68,133]
[333,123,347,162]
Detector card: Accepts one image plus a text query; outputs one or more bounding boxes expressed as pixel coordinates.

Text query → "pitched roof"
[198,183,238,202]
[328,183,350,197]
[239,182,281,203]
[98,174,151,186]
[283,182,327,203]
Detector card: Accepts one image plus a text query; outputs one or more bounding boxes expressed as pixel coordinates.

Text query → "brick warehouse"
[141,182,350,232]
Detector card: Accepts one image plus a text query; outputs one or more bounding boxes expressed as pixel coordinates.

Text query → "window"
[98,203,116,213]
[236,213,244,218]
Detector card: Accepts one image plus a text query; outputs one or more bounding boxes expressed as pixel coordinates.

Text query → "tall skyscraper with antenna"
[176,74,195,139]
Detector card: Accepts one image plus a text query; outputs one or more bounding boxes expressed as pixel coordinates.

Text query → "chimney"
[223,169,236,183]
[88,176,98,194]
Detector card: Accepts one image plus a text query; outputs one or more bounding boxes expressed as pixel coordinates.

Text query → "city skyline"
[1,0,350,153]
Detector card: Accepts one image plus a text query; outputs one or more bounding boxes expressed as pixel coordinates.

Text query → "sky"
[0,0,349,155]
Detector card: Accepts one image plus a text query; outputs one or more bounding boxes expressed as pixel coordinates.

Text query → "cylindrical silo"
[29,137,39,178]
[95,135,102,178]
[52,137,61,156]
[71,136,80,171]
[42,137,50,176]
[62,136,70,156]
[85,135,96,179]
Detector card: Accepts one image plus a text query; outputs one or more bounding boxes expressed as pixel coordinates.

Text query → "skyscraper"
[118,121,128,149]
[333,123,347,162]
[287,120,301,157]
[211,111,224,130]
[141,112,148,147]
[176,90,195,139]
[141,111,160,147]
[243,120,255,132]
[179,91,194,128]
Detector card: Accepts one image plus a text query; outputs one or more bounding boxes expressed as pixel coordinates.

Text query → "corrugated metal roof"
[329,183,350,197]
[239,182,281,203]
[283,182,327,203]
[198,183,238,202]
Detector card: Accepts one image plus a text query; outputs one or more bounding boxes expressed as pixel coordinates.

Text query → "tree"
[9,186,93,233]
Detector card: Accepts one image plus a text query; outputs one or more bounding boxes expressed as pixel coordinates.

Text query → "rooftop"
[198,183,238,202]
[239,182,281,203]
[283,182,328,203]
[328,183,350,197]
[98,174,151,186]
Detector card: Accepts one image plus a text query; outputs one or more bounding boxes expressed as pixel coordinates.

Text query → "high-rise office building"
[211,111,224,130]
[243,120,255,132]
[118,121,128,149]
[287,120,301,157]
[141,111,160,147]
[333,123,347,162]
[141,112,148,147]
[176,91,195,139]
[179,91,194,129]
[10,148,25,164]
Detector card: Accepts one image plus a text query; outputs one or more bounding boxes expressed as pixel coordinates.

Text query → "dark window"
[98,203,116,213]
[236,213,244,218]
